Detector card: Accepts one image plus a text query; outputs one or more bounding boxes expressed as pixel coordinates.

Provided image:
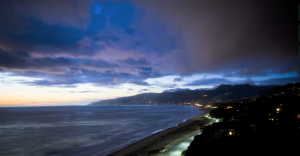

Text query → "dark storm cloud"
[0,17,85,54]
[0,0,298,89]
[20,72,111,87]
[0,1,137,57]
[16,67,165,87]
[87,1,135,35]
[173,78,182,82]
[81,59,118,69]
[256,77,299,86]
[138,67,152,72]
[0,0,172,89]
[35,57,73,68]
[136,71,165,80]
[161,84,177,88]
[117,57,150,66]
[15,51,31,58]
[134,0,298,76]
[0,48,27,69]
[0,0,92,29]
[184,78,233,86]
[128,80,150,86]
[223,59,299,77]
[0,47,121,73]
[0,0,177,58]
[0,47,77,73]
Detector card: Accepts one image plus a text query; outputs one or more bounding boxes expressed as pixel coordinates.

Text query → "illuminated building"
[227,106,233,109]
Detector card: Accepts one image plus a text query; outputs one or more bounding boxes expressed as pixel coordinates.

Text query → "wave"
[0,105,203,156]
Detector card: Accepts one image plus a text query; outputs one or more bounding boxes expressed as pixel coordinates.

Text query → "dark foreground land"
[185,83,300,156]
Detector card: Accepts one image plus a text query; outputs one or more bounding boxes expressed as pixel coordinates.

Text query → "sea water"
[0,105,203,156]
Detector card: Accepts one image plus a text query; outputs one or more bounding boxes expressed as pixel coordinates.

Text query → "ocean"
[0,105,203,156]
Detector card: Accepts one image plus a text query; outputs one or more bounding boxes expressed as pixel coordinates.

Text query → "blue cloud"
[117,57,150,66]
[174,78,182,82]
[138,67,152,72]
[256,77,299,86]
[161,84,177,88]
[0,18,84,50]
[87,1,135,35]
[128,80,150,86]
[0,0,298,92]
[184,78,233,86]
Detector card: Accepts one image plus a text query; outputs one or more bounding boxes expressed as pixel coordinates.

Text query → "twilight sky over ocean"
[0,0,298,106]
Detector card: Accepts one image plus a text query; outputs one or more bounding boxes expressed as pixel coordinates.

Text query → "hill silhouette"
[89,83,290,105]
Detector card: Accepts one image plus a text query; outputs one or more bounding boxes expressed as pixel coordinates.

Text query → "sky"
[0,0,299,106]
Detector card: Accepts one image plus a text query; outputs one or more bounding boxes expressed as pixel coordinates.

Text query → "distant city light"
[227,106,233,109]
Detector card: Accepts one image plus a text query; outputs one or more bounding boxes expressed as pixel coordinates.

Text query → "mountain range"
[90,83,299,105]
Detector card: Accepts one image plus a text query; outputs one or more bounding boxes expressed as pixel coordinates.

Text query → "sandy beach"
[100,108,213,156]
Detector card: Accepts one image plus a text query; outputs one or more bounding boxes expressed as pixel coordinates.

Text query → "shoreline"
[99,108,212,156]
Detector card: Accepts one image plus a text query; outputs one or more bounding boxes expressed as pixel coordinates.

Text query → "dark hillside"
[89,84,284,105]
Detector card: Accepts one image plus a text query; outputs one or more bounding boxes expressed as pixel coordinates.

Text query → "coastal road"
[162,131,201,156]
[108,112,215,156]
[151,119,215,156]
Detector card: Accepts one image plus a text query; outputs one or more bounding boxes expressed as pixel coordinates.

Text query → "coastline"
[98,108,213,156]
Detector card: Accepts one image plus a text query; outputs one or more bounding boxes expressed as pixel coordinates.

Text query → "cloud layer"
[0,0,298,91]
